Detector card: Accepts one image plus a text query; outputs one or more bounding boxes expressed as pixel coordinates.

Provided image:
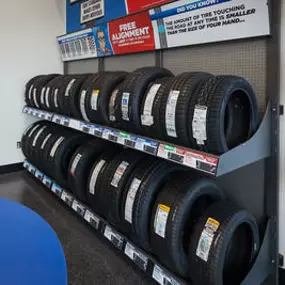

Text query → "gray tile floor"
[0,171,154,285]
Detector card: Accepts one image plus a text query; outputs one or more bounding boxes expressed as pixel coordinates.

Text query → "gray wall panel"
[163,39,268,111]
[67,58,99,74]
[104,52,155,72]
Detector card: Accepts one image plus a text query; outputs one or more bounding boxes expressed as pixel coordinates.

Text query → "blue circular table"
[0,198,67,285]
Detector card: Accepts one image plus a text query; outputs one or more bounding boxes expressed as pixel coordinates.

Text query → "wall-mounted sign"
[67,0,174,33]
[81,0,105,24]
[150,0,270,49]
[60,0,270,61]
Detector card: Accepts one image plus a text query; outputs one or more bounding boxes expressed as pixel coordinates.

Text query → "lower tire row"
[22,121,260,285]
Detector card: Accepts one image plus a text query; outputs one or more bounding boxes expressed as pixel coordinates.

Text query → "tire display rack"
[22,105,271,177]
[23,159,273,285]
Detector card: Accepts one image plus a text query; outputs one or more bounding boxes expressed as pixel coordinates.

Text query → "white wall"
[279,0,285,268]
[0,0,65,166]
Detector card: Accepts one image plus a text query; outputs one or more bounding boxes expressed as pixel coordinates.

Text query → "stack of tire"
[25,68,259,155]
[22,122,260,285]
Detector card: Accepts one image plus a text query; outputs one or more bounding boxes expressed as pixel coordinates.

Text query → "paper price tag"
[72,200,86,217]
[80,122,92,134]
[42,176,52,188]
[51,183,63,197]
[23,160,29,169]
[61,117,70,127]
[108,131,119,143]
[152,265,180,285]
[53,115,62,124]
[61,191,74,207]
[124,243,148,271]
[102,129,111,140]
[35,170,44,180]
[157,144,184,164]
[84,210,100,230]
[104,226,124,250]
[28,165,36,174]
[94,126,103,137]
[135,138,158,155]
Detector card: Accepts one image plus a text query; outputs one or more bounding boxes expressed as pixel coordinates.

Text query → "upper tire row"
[22,121,260,285]
[25,69,259,155]
[25,68,259,155]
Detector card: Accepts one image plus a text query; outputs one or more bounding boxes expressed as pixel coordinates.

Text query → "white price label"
[192,105,208,145]
[121,92,130,121]
[125,178,141,223]
[84,210,100,229]
[111,161,129,187]
[165,90,179,138]
[154,204,170,238]
[89,160,106,195]
[196,218,220,262]
[141,83,161,126]
[124,242,148,271]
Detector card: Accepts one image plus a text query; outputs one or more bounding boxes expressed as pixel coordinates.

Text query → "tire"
[84,72,128,125]
[132,160,186,252]
[189,76,259,154]
[68,139,112,203]
[30,74,61,109]
[114,67,173,133]
[188,201,260,285]
[21,122,44,158]
[87,147,122,215]
[47,75,68,113]
[78,74,102,121]
[158,72,213,146]
[57,75,81,114]
[27,123,51,166]
[59,74,92,117]
[120,155,160,240]
[140,76,174,138]
[48,132,89,189]
[150,172,223,278]
[108,83,123,128]
[25,75,44,106]
[41,127,72,177]
[99,150,145,224]
[41,76,63,111]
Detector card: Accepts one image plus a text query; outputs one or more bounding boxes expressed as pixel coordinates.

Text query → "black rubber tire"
[159,72,213,147]
[114,67,173,133]
[48,75,69,113]
[48,133,90,189]
[21,122,44,158]
[30,74,61,109]
[131,161,186,252]
[41,76,63,111]
[27,123,51,166]
[189,75,259,154]
[99,150,145,224]
[79,74,103,121]
[59,74,92,117]
[32,124,55,169]
[87,147,122,215]
[68,139,112,202]
[84,72,128,125]
[140,76,173,138]
[150,172,224,278]
[189,201,260,285]
[25,75,44,106]
[41,127,72,177]
[108,83,123,128]
[119,155,160,240]
[56,75,81,114]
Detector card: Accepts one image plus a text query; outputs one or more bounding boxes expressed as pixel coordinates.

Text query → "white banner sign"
[150,0,270,49]
[81,0,105,24]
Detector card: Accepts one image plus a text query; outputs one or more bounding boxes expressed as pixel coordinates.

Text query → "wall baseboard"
[0,163,23,175]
